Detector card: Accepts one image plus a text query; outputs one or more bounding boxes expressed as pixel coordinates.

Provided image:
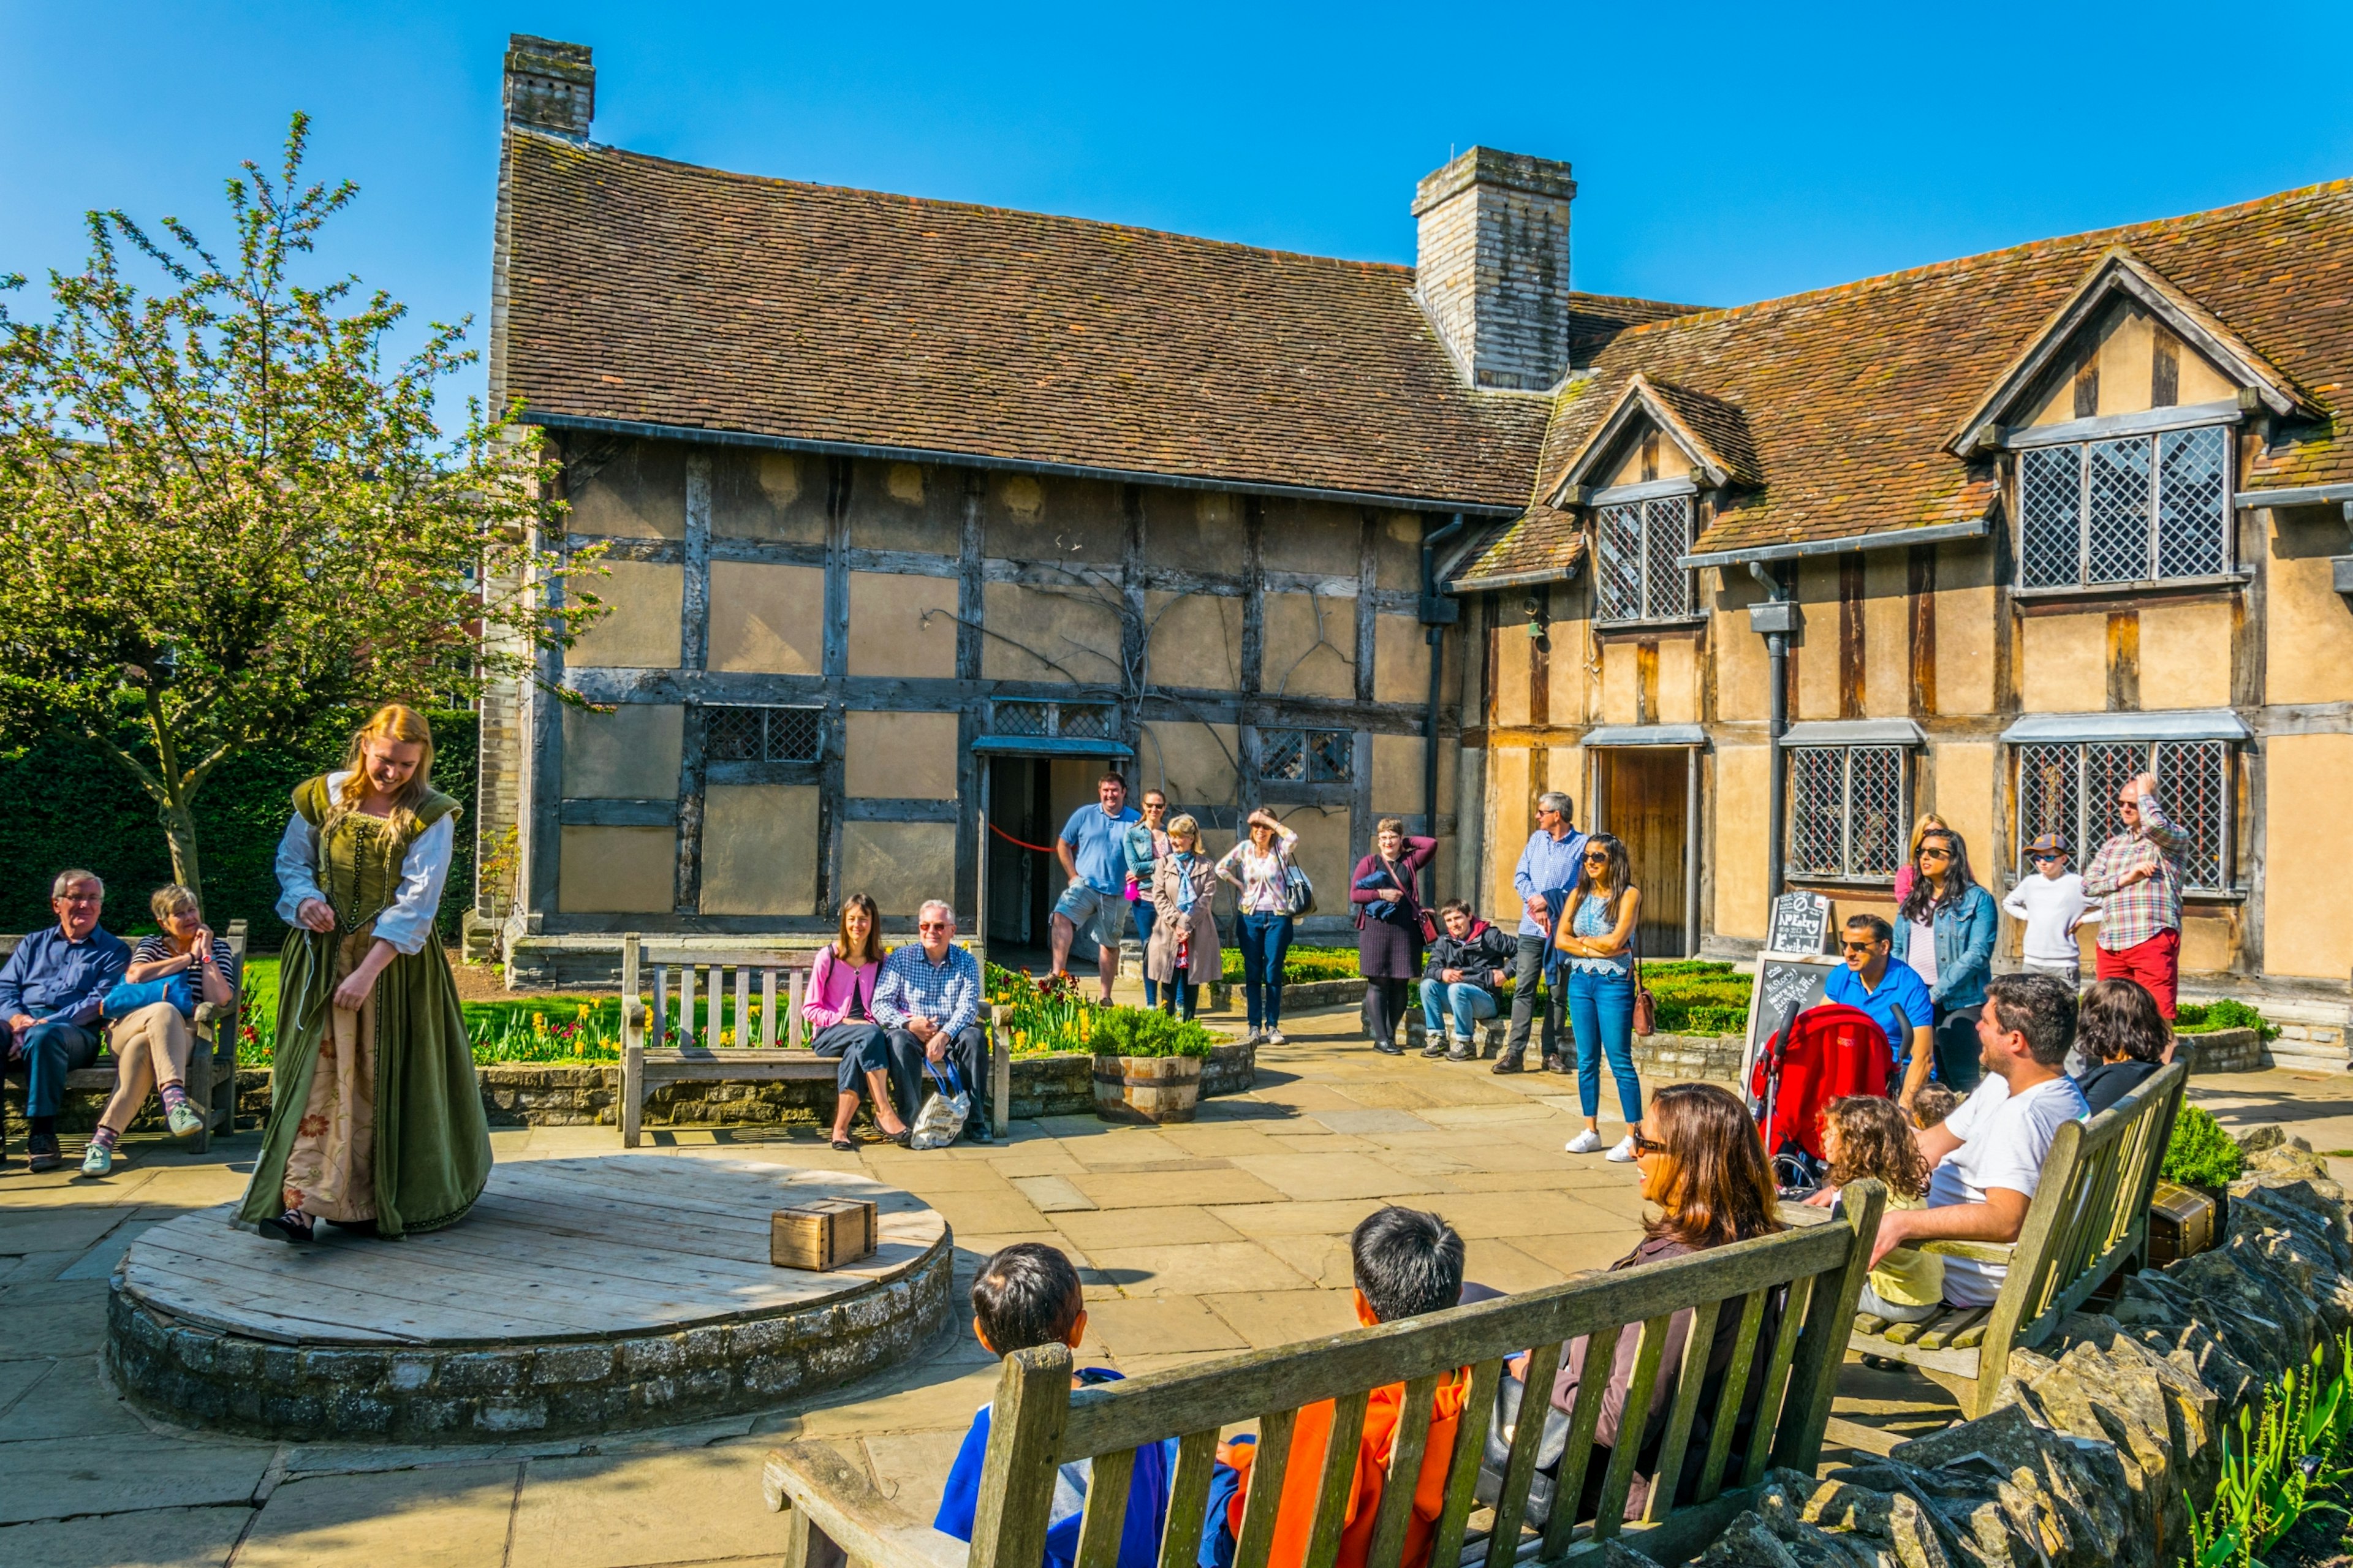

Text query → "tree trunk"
[159,798,205,909]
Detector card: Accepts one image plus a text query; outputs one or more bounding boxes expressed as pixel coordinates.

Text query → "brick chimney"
[504,35,595,142]
[1412,148,1578,391]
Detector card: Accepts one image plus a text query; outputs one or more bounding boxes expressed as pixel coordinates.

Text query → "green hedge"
[0,710,477,953]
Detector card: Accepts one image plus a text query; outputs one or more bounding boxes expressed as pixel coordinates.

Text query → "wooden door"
[1598,749,1689,958]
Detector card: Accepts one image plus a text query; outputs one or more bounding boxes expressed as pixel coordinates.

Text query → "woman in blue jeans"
[1554,834,1645,1162]
[1215,808,1300,1044]
[1890,828,1998,1093]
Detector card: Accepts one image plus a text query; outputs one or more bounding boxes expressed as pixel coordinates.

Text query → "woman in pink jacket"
[805,894,909,1151]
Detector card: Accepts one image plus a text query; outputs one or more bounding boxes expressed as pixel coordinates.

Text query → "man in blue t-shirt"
[1821,912,1935,1108]
[1050,771,1142,1003]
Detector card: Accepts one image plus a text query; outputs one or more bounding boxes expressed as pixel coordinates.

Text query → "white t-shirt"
[1905,918,1939,988]
[1927,1072,2091,1306]
[2001,873,2099,965]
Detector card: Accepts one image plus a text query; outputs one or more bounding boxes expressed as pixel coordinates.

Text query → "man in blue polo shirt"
[1822,913,1934,1109]
[1050,771,1142,1004]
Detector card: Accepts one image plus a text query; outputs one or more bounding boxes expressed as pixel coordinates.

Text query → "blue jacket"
[1891,884,1998,1012]
[938,1368,1173,1568]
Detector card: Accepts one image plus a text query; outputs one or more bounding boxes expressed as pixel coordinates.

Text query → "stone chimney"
[504,35,595,142]
[1412,148,1578,391]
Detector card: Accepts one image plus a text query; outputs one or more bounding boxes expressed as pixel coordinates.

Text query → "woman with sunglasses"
[1891,828,1998,1093]
[1493,1083,1787,1526]
[1554,834,1644,1161]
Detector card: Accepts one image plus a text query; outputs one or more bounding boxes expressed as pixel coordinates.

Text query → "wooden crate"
[2148,1180,2218,1267]
[771,1199,878,1271]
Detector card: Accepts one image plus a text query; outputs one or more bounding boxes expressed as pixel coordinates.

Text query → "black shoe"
[259,1209,316,1244]
[1372,1041,1404,1056]
[26,1134,60,1174]
[964,1122,995,1145]
[1491,1056,1525,1075]
[831,1138,857,1153]
[1420,1040,1449,1059]
[323,1217,378,1237]
[1540,1055,1564,1074]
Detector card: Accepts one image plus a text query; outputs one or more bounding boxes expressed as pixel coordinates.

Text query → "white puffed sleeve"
[371,815,457,956]
[274,814,328,928]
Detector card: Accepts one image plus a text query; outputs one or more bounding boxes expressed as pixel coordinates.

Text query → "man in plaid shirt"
[875,900,992,1142]
[2080,772,2186,1020]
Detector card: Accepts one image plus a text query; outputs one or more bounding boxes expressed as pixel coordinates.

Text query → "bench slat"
[1540,1321,1623,1559]
[1230,1405,1298,1568]
[1640,1295,1722,1526]
[633,948,817,971]
[1590,1313,1670,1539]
[1423,1357,1501,1568]
[1738,1271,1813,1492]
[764,969,779,1050]
[1072,1445,1137,1568]
[1696,1289,1770,1505]
[1302,1389,1372,1568]
[1480,1336,1563,1566]
[1157,1429,1220,1568]
[652,966,668,1050]
[1360,1373,1441,1568]
[1914,1308,1987,1352]
[971,1346,1072,1568]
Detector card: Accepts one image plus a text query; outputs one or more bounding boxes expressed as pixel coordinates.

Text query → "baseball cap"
[2027,832,2068,857]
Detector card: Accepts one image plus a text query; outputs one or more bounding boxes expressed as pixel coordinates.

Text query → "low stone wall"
[1640,1126,2353,1568]
[2174,1025,2265,1074]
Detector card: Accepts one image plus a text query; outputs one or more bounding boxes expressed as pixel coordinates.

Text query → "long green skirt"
[238,926,492,1237]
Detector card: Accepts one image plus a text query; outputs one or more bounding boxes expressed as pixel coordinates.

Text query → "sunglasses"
[1631,1134,1667,1157]
[1839,939,1879,953]
[1582,852,1609,863]
[2030,852,2063,862]
[1918,848,1953,862]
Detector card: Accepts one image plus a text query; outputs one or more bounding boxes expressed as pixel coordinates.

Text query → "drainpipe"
[1420,513,1469,841]
[1748,561,1798,902]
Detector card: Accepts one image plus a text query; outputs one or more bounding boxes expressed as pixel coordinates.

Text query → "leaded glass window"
[2017,425,2230,588]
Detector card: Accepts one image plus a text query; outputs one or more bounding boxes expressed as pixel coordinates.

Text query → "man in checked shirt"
[2080,771,2187,1021]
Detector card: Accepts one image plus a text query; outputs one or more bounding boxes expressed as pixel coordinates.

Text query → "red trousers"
[2096,928,2180,1021]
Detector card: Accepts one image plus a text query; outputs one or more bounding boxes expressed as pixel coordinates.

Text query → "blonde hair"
[150,884,201,925]
[1166,814,1200,845]
[1906,813,1949,862]
[330,703,437,837]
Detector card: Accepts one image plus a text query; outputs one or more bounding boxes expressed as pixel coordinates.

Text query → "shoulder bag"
[1279,844,1317,918]
[1630,921,1658,1037]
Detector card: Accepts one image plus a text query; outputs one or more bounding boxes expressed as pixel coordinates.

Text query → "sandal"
[831,1138,857,1153]
[259,1209,315,1244]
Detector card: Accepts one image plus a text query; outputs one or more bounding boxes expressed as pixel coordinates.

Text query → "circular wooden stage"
[105,1156,954,1442]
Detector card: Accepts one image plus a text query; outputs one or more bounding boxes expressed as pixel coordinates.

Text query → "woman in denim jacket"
[1890,828,1998,1092]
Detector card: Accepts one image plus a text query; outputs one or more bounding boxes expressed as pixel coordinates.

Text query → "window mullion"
[1839,751,1856,879]
[2075,445,2091,588]
[2145,433,2162,580]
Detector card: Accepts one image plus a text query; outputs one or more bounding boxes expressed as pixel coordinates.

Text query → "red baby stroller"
[1749,1002,1891,1192]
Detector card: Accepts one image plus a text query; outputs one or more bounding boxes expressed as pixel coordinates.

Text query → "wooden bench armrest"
[763,1442,969,1568]
[1918,1238,2015,1265]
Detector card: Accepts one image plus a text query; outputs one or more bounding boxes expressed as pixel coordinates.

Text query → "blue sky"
[8,1,2352,423]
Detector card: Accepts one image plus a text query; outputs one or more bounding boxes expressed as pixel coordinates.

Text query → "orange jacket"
[1226,1371,1473,1568]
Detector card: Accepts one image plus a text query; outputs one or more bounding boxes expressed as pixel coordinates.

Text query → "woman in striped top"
[81,885,238,1176]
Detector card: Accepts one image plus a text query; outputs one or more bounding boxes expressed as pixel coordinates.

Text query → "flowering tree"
[0,116,602,904]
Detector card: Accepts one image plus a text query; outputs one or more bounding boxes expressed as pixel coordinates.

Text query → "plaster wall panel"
[561,705,684,800]
[1373,733,1454,820]
[2175,347,2235,404]
[849,461,962,554]
[1260,501,1360,577]
[1548,747,1585,822]
[1934,582,1998,715]
[567,442,685,537]
[2018,613,2107,713]
[2095,311,2156,417]
[980,582,1123,685]
[841,822,958,915]
[845,711,960,798]
[985,474,1120,565]
[1658,638,1699,725]
[1148,491,1246,576]
[708,562,824,674]
[1145,591,1245,691]
[850,572,961,680]
[2261,733,2353,977]
[1792,558,1841,721]
[1493,626,1532,729]
[1374,615,1430,705]
[1486,747,1531,917]
[1713,571,1772,724]
[700,785,820,916]
[2178,912,2235,975]
[711,449,822,542]
[1546,622,1590,725]
[1930,742,1998,887]
[570,562,683,669]
[1863,553,1910,718]
[1140,722,1241,807]
[1263,593,1356,701]
[556,826,676,913]
[2264,507,2353,705]
[1599,643,1639,725]
[1713,746,1770,939]
[1377,512,1426,591]
[1602,433,1692,487]
[2137,600,2234,711]
[1276,806,1353,908]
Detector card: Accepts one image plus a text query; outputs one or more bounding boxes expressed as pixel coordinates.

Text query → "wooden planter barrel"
[1093,1053,1202,1124]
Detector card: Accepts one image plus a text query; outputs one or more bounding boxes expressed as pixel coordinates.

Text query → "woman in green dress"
[241,703,491,1243]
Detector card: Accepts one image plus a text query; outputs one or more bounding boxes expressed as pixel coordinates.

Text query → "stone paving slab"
[237,1463,522,1568]
[0,1504,249,1567]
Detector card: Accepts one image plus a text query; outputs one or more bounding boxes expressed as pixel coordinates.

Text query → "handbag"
[104,971,200,1023]
[909,1058,971,1150]
[1631,926,1658,1038]
[1279,847,1317,918]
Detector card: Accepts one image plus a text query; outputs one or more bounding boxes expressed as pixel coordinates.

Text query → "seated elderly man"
[1,869,132,1172]
[1814,971,2090,1309]
[873,900,992,1145]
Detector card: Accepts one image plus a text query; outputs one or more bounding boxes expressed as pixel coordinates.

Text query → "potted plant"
[1089,1007,1215,1124]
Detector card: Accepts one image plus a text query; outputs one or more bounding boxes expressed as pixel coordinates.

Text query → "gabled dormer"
[1551,374,1757,624]
[1947,248,2313,590]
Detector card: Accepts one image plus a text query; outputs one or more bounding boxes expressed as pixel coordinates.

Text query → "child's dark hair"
[971,1243,1083,1353]
[1822,1094,1932,1200]
[2078,979,2169,1066]
[1909,1083,1960,1131]
[1350,1206,1464,1322]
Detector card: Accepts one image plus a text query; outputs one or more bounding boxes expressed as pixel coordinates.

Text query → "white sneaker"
[1564,1129,1604,1154]
[1265,1029,1288,1046]
[166,1100,205,1138]
[1605,1135,1640,1163]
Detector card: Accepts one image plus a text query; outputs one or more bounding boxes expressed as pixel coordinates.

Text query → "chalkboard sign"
[1740,953,1844,1087]
[1766,892,1835,956]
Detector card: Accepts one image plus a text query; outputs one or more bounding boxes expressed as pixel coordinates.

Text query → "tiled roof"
[499,134,1690,511]
[1450,504,1586,586]
[1504,176,2353,560]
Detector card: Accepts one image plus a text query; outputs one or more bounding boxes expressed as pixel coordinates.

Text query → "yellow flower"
[577,1004,591,1021]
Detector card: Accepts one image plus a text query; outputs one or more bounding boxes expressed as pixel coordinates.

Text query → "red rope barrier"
[987,822,1063,855]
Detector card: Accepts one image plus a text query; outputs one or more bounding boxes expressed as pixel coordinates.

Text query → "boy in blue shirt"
[1821,913,1936,1107]
[937,1244,1172,1568]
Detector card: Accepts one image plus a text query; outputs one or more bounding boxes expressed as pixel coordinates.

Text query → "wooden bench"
[616,934,1008,1147]
[762,1182,1888,1568]
[1848,1058,2188,1417]
[0,920,248,1156]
